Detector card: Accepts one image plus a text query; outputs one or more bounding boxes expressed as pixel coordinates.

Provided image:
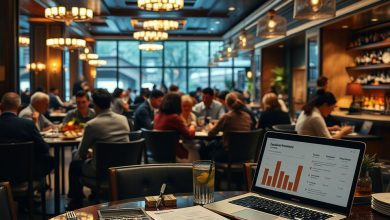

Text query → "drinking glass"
[342,121,355,133]
[193,160,215,205]
[197,116,205,127]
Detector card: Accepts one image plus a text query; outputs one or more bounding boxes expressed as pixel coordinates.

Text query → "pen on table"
[156,183,166,209]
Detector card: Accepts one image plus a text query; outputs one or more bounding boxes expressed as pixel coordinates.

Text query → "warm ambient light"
[233,29,253,51]
[371,18,379,22]
[19,36,30,47]
[143,20,180,31]
[137,0,184,11]
[88,60,107,66]
[26,62,46,72]
[139,43,164,51]
[257,9,287,39]
[46,38,86,50]
[45,6,93,26]
[133,31,168,41]
[293,0,336,20]
[79,48,99,61]
[228,6,236,11]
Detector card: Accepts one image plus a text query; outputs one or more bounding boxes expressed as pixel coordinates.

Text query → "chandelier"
[133,31,168,41]
[26,62,46,72]
[88,60,107,66]
[137,0,184,11]
[293,0,336,20]
[139,43,164,51]
[19,36,30,47]
[256,10,287,39]
[143,20,180,31]
[234,29,253,51]
[45,6,93,26]
[79,48,99,61]
[46,38,86,50]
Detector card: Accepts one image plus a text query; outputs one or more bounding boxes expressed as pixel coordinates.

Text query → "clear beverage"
[193,160,215,205]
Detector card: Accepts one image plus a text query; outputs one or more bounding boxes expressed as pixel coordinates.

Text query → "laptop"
[204,131,365,220]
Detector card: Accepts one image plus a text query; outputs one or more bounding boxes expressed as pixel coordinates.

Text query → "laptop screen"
[253,132,365,214]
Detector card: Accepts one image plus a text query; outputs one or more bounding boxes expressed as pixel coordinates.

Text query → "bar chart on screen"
[260,161,303,192]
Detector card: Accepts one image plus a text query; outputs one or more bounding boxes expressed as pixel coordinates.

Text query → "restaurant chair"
[243,163,258,192]
[141,129,179,163]
[129,130,143,141]
[82,139,145,202]
[0,182,17,220]
[272,124,297,134]
[109,164,193,201]
[0,142,46,219]
[216,129,263,190]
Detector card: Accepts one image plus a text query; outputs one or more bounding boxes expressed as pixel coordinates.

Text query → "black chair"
[216,129,263,190]
[82,139,145,201]
[109,164,193,201]
[141,129,179,163]
[129,130,143,141]
[272,124,297,134]
[0,142,46,219]
[0,182,17,220]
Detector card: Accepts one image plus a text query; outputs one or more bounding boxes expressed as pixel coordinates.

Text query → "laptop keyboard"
[230,196,333,220]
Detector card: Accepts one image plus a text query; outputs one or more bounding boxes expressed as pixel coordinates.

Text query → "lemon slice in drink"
[196,172,209,183]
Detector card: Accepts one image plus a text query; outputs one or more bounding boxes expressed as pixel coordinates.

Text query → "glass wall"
[95,40,251,93]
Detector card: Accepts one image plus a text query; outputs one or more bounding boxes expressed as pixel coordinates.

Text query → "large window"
[19,46,30,92]
[95,40,250,93]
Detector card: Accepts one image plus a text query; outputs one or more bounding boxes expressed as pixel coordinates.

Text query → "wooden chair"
[141,129,179,163]
[243,163,258,192]
[0,182,17,220]
[109,164,193,201]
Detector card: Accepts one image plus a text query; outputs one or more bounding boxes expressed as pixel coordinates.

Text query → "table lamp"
[346,82,363,114]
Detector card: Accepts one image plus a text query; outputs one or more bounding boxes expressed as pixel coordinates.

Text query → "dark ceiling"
[20,0,269,37]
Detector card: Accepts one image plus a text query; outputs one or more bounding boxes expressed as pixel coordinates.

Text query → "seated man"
[192,87,225,120]
[19,91,53,131]
[0,92,54,180]
[49,88,66,110]
[133,89,164,130]
[67,89,130,209]
[63,91,95,124]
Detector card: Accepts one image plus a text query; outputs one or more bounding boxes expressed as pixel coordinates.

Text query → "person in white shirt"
[296,91,352,139]
[192,87,225,120]
[19,92,53,131]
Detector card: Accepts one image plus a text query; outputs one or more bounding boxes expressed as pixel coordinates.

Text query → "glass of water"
[193,160,215,205]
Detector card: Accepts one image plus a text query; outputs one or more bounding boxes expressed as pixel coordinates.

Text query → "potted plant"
[355,154,382,196]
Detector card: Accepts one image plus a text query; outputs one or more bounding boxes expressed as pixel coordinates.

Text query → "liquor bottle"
[370,51,377,64]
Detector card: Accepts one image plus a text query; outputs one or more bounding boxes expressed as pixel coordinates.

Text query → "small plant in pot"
[355,154,382,196]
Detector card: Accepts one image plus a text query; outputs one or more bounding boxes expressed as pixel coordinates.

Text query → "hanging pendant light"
[293,0,336,20]
[256,9,287,39]
[222,39,238,58]
[46,38,86,50]
[45,6,93,26]
[137,0,184,12]
[234,29,253,51]
[139,43,164,51]
[133,31,168,41]
[79,47,99,61]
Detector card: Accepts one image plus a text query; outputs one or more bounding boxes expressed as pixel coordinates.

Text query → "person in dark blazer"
[258,93,291,130]
[133,89,164,130]
[0,92,54,180]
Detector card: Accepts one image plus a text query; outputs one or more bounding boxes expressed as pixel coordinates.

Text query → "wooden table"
[195,131,223,140]
[45,137,81,214]
[50,191,389,219]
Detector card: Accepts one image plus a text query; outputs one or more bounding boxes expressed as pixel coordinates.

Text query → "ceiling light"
[19,36,30,47]
[228,6,236,11]
[88,60,107,66]
[293,0,336,20]
[234,29,253,51]
[26,62,46,72]
[79,48,99,61]
[342,25,349,29]
[371,18,379,22]
[45,6,93,26]
[210,28,215,31]
[256,9,287,39]
[222,40,238,58]
[143,20,180,31]
[215,21,220,24]
[137,0,184,12]
[133,31,168,41]
[139,43,164,51]
[46,38,86,50]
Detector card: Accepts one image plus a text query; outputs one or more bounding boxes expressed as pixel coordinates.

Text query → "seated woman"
[296,91,352,139]
[180,95,200,162]
[258,93,290,130]
[154,92,196,162]
[111,88,129,114]
[203,92,252,161]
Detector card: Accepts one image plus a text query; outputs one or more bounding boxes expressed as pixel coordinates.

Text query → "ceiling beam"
[106,8,229,18]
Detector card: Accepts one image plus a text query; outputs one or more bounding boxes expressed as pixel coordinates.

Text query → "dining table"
[49,191,389,220]
[194,131,223,140]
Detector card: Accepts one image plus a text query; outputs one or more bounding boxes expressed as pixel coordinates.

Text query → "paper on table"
[146,205,228,220]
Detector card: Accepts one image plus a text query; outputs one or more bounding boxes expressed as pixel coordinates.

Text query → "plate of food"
[61,131,82,140]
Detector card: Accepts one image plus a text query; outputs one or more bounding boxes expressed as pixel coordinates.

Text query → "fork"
[65,211,78,220]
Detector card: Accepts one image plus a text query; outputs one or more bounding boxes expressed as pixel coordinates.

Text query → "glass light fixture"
[79,48,99,61]
[139,43,164,51]
[234,29,253,51]
[222,39,238,58]
[45,6,93,26]
[88,60,107,66]
[26,62,46,72]
[256,9,287,39]
[137,0,184,11]
[133,31,168,41]
[143,20,180,31]
[19,36,30,47]
[293,0,336,20]
[46,38,86,50]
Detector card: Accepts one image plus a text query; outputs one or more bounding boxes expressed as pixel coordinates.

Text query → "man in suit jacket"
[133,89,164,130]
[0,92,54,180]
[68,88,130,209]
[19,91,53,131]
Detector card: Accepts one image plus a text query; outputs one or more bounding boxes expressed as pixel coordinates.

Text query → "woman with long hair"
[111,88,129,114]
[258,93,290,130]
[296,91,352,139]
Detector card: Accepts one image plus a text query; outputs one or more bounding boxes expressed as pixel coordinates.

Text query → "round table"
[194,131,222,140]
[50,191,388,220]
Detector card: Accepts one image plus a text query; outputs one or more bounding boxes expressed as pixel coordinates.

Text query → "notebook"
[204,131,365,220]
